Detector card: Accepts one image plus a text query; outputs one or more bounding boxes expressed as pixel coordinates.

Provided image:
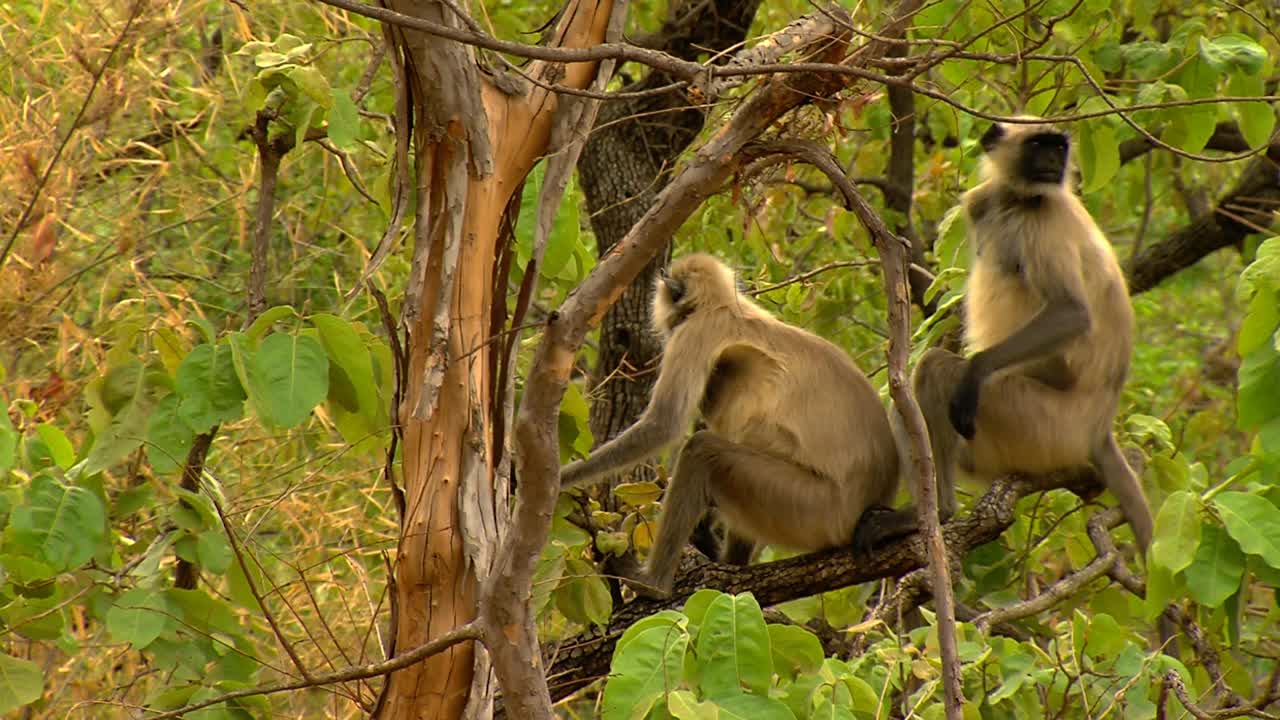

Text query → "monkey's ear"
[979,123,1005,153]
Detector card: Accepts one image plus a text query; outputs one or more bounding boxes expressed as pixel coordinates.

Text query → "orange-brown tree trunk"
[375,2,614,717]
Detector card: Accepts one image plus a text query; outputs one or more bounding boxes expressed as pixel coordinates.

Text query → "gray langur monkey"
[889,118,1154,551]
[559,253,904,596]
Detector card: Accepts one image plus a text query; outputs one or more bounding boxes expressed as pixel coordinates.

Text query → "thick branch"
[1127,152,1280,294]
[544,467,1102,699]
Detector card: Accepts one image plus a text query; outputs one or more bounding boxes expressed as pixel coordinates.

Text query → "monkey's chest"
[964,252,1039,352]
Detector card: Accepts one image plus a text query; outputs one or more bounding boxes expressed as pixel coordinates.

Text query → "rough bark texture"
[376,0,615,717]
[577,0,763,480]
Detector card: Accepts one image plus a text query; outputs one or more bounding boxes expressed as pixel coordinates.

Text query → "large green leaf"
[713,693,798,720]
[1184,524,1246,608]
[603,610,690,720]
[1213,492,1280,570]
[176,341,247,432]
[9,475,107,571]
[1151,490,1201,574]
[1229,72,1276,149]
[768,624,824,680]
[1167,57,1219,153]
[312,314,386,454]
[555,556,612,628]
[1078,121,1119,194]
[146,394,197,474]
[0,654,43,714]
[695,592,772,699]
[1197,34,1268,76]
[247,333,329,428]
[107,587,173,650]
[80,361,169,476]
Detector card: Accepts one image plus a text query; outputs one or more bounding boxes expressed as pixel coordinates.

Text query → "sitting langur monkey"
[906,118,1154,551]
[559,253,902,596]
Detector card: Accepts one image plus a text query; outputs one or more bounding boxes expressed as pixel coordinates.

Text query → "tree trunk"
[375,1,614,717]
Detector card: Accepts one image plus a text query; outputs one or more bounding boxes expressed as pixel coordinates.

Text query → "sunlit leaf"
[247,333,329,428]
[1214,492,1280,570]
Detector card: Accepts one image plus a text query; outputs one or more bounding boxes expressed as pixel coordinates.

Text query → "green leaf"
[1229,72,1276,149]
[287,66,332,107]
[0,404,16,476]
[714,693,798,719]
[1238,345,1280,431]
[695,592,772,699]
[245,305,297,343]
[0,654,43,714]
[146,394,197,474]
[555,556,612,628]
[176,342,247,432]
[107,588,172,650]
[81,361,169,475]
[1197,34,1268,76]
[312,314,379,416]
[667,689,718,720]
[1184,524,1246,608]
[328,91,359,148]
[1078,121,1120,194]
[603,611,689,720]
[1238,287,1278,356]
[247,333,329,428]
[613,481,662,508]
[1121,41,1178,76]
[1167,57,1219,153]
[34,424,74,469]
[1151,490,1201,574]
[197,531,233,575]
[0,595,66,641]
[9,475,107,571]
[1213,492,1280,570]
[768,624,824,679]
[167,588,241,636]
[253,51,288,68]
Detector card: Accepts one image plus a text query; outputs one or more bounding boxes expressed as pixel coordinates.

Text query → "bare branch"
[141,623,483,720]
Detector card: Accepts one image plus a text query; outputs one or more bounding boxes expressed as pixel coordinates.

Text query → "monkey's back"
[963,186,1134,396]
[693,309,899,492]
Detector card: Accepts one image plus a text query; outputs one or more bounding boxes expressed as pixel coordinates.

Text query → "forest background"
[2,0,1280,718]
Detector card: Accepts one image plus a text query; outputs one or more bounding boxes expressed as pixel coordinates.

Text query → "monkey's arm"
[952,244,1090,437]
[560,341,712,488]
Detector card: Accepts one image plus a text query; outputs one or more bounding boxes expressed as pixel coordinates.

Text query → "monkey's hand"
[949,367,982,439]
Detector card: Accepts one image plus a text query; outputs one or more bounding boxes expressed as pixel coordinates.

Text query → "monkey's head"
[979,118,1071,196]
[653,253,739,337]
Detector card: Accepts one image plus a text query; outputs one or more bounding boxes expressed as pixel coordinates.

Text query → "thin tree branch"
[140,623,483,720]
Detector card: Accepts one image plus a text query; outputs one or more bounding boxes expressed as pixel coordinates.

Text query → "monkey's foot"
[852,505,919,555]
[620,574,672,600]
[606,555,673,599]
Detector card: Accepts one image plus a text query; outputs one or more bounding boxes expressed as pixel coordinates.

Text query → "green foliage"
[601,590,1201,720]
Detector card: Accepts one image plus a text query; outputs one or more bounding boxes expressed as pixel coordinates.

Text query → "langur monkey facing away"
[907,118,1154,551]
[559,253,902,596]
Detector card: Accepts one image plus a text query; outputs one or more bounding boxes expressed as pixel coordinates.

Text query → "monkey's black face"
[1018,131,1069,185]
